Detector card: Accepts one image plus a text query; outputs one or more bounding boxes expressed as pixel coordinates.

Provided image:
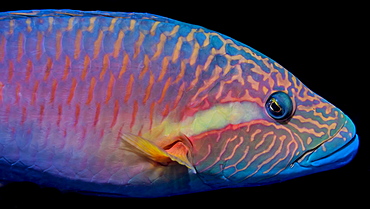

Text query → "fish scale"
[0,10,358,197]
[0,12,195,130]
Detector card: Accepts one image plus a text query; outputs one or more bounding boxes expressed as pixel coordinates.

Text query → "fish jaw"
[295,114,358,168]
[260,115,359,185]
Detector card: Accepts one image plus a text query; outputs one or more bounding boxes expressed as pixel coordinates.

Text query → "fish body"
[0,10,358,197]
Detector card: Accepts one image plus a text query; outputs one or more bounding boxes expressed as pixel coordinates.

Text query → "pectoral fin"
[121,133,196,173]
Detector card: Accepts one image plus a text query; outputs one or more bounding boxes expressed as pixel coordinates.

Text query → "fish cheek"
[192,121,299,186]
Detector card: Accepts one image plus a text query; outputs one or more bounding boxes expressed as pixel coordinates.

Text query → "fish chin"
[249,135,359,187]
[296,115,359,169]
[297,134,359,168]
[271,117,359,184]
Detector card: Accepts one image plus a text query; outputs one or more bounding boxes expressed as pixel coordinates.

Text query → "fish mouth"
[296,116,359,168]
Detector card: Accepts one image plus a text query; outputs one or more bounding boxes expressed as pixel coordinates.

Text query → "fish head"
[188,59,359,188]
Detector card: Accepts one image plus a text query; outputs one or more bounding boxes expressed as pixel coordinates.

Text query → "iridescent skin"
[0,10,358,197]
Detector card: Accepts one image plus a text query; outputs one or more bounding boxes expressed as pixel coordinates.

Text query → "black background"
[0,2,367,208]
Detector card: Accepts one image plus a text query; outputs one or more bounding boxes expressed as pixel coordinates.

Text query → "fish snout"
[297,115,359,168]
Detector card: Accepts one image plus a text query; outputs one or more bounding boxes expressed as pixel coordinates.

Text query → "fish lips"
[296,116,359,168]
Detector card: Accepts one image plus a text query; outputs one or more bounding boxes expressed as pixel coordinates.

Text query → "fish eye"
[265,91,294,121]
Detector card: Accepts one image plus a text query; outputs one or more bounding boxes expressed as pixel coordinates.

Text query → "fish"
[0,9,359,197]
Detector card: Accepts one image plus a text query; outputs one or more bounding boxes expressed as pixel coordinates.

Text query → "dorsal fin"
[0,9,186,26]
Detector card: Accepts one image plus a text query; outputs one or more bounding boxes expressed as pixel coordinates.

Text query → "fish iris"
[265,92,294,121]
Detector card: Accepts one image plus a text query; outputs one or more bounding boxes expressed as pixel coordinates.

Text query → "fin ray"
[121,133,171,165]
[121,133,196,173]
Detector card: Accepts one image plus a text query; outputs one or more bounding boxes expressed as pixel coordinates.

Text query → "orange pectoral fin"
[165,141,195,173]
[121,133,196,173]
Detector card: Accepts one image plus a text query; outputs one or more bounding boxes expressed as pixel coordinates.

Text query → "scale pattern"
[0,10,358,197]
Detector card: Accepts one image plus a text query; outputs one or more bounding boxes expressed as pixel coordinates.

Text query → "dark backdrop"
[0,2,367,208]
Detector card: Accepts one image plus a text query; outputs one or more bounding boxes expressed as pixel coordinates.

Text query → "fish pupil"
[269,99,282,114]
